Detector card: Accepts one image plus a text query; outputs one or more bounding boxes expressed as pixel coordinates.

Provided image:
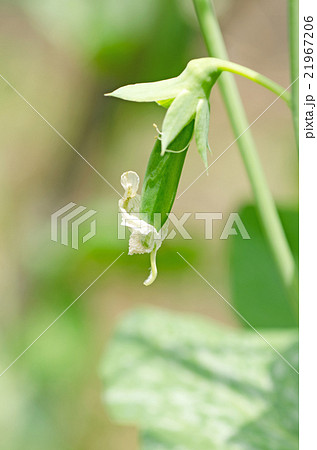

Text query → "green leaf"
[161,89,197,154]
[100,307,298,449]
[194,98,211,168]
[230,205,299,328]
[105,76,184,102]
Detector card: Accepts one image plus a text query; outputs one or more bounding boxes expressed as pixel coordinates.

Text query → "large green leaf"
[230,205,299,328]
[100,307,298,449]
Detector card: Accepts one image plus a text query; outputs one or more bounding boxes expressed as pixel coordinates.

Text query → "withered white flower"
[119,171,169,286]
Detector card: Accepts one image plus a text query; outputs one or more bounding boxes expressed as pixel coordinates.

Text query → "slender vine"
[212,58,291,106]
[192,0,298,318]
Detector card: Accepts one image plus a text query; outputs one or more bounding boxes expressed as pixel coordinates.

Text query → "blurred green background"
[0,0,298,448]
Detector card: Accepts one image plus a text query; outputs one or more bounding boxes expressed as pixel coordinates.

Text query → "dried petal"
[118,171,168,286]
[121,171,140,199]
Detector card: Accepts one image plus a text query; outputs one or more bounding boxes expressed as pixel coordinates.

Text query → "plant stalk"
[211,58,291,106]
[193,0,298,319]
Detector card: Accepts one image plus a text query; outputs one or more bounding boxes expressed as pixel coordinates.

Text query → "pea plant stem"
[212,59,291,106]
[193,0,298,318]
[288,0,299,150]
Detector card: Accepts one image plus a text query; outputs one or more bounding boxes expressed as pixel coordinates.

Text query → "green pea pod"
[140,120,194,230]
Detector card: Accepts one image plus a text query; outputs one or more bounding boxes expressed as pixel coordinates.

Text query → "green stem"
[211,58,291,106]
[288,0,299,150]
[193,0,298,319]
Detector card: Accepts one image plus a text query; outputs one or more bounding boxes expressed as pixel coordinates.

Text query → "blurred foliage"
[230,205,299,328]
[0,312,92,450]
[19,0,195,79]
[0,197,206,449]
[101,307,298,449]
